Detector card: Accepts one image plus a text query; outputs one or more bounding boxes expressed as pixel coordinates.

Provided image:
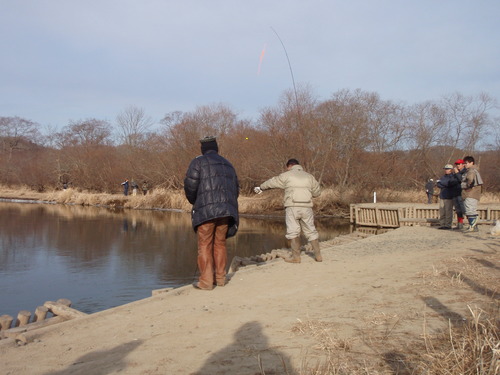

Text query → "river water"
[0,201,349,318]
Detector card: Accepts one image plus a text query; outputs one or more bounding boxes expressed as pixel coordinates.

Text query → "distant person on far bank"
[121,179,129,196]
[457,156,483,232]
[142,181,149,195]
[131,180,139,196]
[184,136,239,290]
[425,179,435,204]
[254,159,322,263]
[436,164,460,230]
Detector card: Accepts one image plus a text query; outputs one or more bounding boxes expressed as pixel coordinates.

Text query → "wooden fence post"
[0,315,14,330]
[33,306,49,323]
[15,310,31,327]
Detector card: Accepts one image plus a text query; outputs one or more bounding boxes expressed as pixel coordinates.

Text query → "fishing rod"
[270,26,301,122]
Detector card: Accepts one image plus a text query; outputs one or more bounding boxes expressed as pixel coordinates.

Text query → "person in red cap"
[452,159,466,229]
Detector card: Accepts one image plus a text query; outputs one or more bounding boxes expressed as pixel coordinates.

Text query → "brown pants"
[197,217,229,289]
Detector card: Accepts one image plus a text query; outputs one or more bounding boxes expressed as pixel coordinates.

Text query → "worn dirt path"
[1,225,499,374]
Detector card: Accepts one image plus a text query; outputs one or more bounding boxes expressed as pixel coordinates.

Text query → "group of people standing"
[184,136,321,291]
[121,179,149,196]
[173,136,486,291]
[436,156,483,232]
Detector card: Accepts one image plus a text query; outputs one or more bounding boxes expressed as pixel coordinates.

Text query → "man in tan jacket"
[254,159,322,262]
[459,155,483,232]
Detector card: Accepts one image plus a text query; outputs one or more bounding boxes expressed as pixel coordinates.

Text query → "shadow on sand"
[193,321,297,375]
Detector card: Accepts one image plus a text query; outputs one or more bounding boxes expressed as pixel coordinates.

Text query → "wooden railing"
[350,203,500,228]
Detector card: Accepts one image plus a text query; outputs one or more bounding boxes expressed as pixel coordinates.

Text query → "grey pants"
[464,197,479,217]
[439,198,454,228]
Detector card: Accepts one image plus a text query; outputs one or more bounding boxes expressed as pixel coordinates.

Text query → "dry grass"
[274,253,500,375]
[283,308,499,375]
[481,192,500,204]
[291,319,353,353]
[0,185,192,211]
[0,184,499,217]
[419,305,499,375]
[290,319,360,375]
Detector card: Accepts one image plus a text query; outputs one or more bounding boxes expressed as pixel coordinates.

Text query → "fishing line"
[270,27,300,117]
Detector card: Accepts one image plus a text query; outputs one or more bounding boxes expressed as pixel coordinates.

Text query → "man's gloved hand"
[254,186,263,194]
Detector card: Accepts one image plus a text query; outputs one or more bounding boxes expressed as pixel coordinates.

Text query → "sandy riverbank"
[1,225,499,374]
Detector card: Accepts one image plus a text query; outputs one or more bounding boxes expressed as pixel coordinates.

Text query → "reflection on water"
[0,202,349,317]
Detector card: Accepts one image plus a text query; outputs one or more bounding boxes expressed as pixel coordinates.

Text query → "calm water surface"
[0,201,349,317]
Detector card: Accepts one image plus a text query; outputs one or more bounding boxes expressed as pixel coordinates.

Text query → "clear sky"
[1,1,499,129]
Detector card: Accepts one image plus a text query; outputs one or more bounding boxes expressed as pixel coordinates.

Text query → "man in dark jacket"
[436,164,460,230]
[121,179,129,196]
[425,179,435,204]
[184,136,239,290]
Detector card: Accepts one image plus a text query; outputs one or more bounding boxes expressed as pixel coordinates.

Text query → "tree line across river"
[1,88,498,198]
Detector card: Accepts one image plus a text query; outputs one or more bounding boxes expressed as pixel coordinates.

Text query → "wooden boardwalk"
[350,202,500,228]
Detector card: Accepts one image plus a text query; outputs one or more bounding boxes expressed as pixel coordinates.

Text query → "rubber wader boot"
[285,237,301,263]
[310,239,322,262]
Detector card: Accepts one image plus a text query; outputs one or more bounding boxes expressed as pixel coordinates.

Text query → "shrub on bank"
[0,184,499,217]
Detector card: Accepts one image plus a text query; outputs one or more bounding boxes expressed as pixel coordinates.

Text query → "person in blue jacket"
[121,179,129,196]
[436,164,460,229]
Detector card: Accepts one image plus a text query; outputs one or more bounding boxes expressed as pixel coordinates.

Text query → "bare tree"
[256,85,319,179]
[0,116,41,157]
[51,119,115,190]
[314,89,373,186]
[407,101,448,177]
[1,90,498,195]
[116,105,154,147]
[157,104,245,188]
[365,96,409,153]
[441,92,496,155]
[56,118,113,148]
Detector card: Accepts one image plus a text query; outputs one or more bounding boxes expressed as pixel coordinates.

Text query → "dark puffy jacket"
[437,173,460,199]
[451,169,465,195]
[184,150,239,237]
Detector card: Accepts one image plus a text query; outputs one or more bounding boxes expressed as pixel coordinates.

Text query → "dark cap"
[200,136,217,143]
[200,136,218,154]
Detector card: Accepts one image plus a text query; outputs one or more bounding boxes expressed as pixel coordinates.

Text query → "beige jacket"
[260,165,321,208]
[461,164,482,201]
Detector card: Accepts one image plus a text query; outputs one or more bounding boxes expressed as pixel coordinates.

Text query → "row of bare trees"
[1,88,499,196]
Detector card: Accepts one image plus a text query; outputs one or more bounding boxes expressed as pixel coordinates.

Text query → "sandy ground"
[1,225,499,375]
